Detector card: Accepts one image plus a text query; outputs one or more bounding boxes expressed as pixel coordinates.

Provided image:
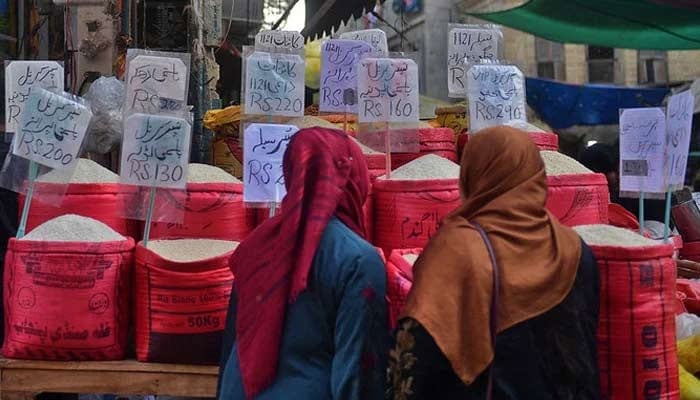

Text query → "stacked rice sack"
[3,215,134,360]
[575,225,679,400]
[541,151,610,227]
[147,163,256,242]
[134,238,237,364]
[385,249,421,329]
[373,155,461,255]
[18,158,136,237]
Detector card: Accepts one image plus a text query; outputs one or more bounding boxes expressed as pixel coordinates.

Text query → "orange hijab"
[403,126,582,385]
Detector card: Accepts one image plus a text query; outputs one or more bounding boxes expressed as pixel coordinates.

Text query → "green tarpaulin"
[470,0,700,50]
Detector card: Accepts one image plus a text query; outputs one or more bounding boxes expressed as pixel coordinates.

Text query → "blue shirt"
[218,218,388,400]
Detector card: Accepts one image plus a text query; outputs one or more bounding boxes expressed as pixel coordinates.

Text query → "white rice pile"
[146,239,239,262]
[22,214,125,242]
[187,163,241,183]
[288,116,337,129]
[540,151,593,176]
[403,253,419,265]
[38,158,119,183]
[381,154,460,180]
[574,225,659,247]
[351,137,383,155]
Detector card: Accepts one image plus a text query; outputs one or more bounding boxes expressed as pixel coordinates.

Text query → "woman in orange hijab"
[386,127,600,400]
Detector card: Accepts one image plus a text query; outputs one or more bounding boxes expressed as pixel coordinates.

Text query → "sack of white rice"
[148,163,255,242]
[386,248,421,329]
[3,215,134,361]
[134,239,237,364]
[391,127,458,170]
[541,151,609,227]
[373,155,460,255]
[19,158,136,237]
[573,224,678,400]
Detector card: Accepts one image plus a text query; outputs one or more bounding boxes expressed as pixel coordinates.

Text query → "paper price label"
[357,58,419,123]
[5,61,64,133]
[320,39,374,113]
[339,29,388,57]
[244,52,305,117]
[120,114,191,189]
[467,64,526,132]
[13,89,91,169]
[665,90,694,190]
[619,107,666,194]
[255,30,304,52]
[243,123,299,203]
[125,55,188,116]
[447,28,500,97]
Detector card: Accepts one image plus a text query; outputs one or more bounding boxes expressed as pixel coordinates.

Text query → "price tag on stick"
[447,27,500,97]
[467,64,526,132]
[357,58,419,123]
[255,30,304,52]
[619,107,667,195]
[665,90,695,190]
[5,61,64,134]
[340,29,388,57]
[125,55,188,116]
[243,123,299,204]
[319,39,373,113]
[244,52,305,117]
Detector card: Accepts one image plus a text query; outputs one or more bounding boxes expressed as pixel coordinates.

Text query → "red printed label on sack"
[148,281,232,334]
[5,252,123,350]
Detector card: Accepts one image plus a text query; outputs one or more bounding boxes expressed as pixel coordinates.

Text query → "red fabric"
[608,203,640,231]
[545,173,610,227]
[385,248,421,329]
[134,243,235,364]
[3,238,134,360]
[677,279,700,314]
[591,243,679,400]
[681,241,700,262]
[229,128,370,398]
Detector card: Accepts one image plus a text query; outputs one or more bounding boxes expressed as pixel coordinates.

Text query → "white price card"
[5,61,64,133]
[120,114,191,189]
[447,27,500,97]
[619,107,667,195]
[243,123,299,203]
[12,89,91,169]
[319,39,373,113]
[357,58,419,123]
[340,29,388,57]
[665,90,695,190]
[244,52,305,117]
[255,30,304,52]
[467,64,526,132]
[125,55,188,116]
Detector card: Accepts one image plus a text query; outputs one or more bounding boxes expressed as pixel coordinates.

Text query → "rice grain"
[352,137,384,155]
[574,224,658,247]
[38,158,119,183]
[380,154,460,180]
[22,214,125,242]
[146,239,239,262]
[540,151,593,176]
[187,163,241,183]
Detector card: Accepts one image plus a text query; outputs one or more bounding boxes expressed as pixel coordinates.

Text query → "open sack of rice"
[541,151,610,227]
[3,215,134,361]
[134,238,237,364]
[386,249,421,329]
[373,155,461,255]
[390,127,458,170]
[18,158,136,237]
[574,224,679,400]
[147,163,256,242]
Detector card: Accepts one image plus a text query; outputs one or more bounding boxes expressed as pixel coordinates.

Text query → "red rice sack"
[457,131,559,161]
[546,174,610,226]
[575,225,679,400]
[3,223,133,361]
[386,248,420,329]
[392,128,458,170]
[134,239,236,364]
[373,155,461,255]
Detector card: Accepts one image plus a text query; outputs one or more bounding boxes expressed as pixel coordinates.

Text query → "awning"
[469,0,700,50]
[302,0,378,41]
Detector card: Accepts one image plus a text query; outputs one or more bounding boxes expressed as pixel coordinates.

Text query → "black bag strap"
[472,222,500,400]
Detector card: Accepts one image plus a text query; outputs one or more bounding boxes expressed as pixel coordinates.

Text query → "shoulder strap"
[472,222,500,400]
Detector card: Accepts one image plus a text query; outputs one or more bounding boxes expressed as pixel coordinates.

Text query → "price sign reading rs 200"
[120,114,191,189]
[13,89,91,169]
[357,58,419,123]
[243,123,299,203]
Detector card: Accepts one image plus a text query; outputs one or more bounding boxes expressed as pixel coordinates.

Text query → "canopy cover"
[470,0,700,50]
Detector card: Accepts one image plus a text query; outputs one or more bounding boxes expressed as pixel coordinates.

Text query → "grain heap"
[352,137,383,155]
[380,154,460,180]
[22,214,125,242]
[574,224,658,247]
[187,163,240,183]
[540,151,593,176]
[38,158,119,183]
[288,116,338,129]
[146,239,239,262]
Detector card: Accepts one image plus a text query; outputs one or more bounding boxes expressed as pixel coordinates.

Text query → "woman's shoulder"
[317,219,385,278]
